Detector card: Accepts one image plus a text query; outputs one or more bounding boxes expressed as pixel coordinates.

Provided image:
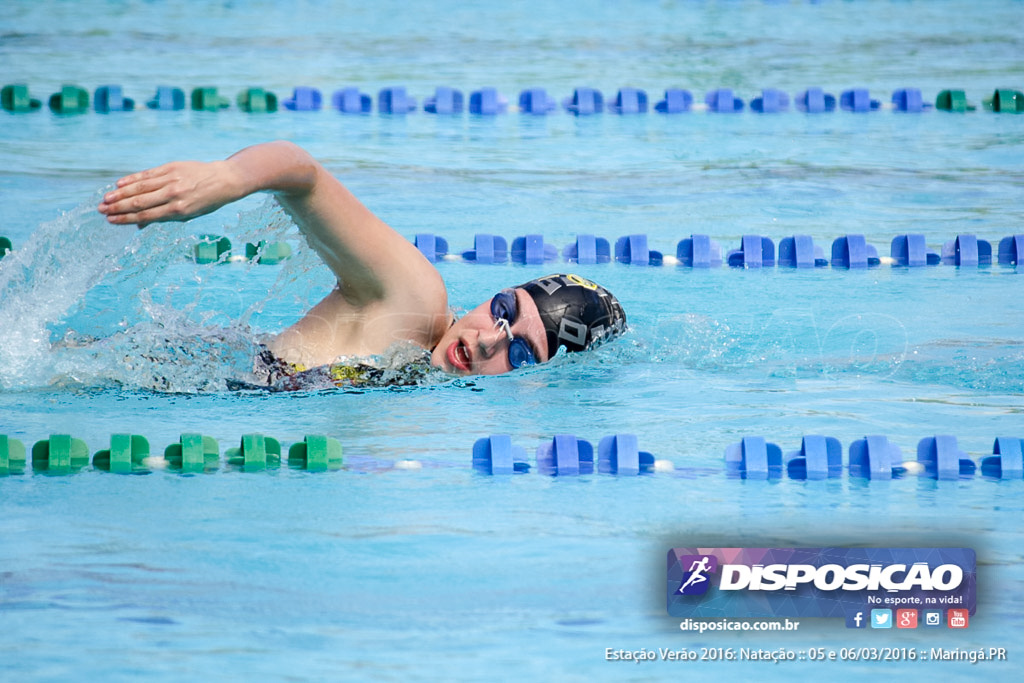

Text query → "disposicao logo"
[666,548,976,623]
[675,555,718,596]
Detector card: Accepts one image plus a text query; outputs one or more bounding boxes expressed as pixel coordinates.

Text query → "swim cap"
[518,274,627,357]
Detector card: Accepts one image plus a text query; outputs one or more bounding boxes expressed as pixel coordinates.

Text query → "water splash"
[0,194,292,391]
[0,191,138,387]
[0,193,454,393]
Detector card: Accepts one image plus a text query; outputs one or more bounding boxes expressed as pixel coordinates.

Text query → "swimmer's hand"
[98,160,243,228]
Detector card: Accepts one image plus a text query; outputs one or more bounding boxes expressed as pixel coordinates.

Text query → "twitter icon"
[871,609,893,629]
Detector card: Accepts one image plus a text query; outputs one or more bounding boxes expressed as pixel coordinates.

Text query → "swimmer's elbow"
[229,141,320,198]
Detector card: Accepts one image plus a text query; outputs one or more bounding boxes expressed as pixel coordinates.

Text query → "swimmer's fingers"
[99,161,237,228]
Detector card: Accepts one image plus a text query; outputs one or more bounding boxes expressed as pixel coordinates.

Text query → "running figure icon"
[678,556,713,594]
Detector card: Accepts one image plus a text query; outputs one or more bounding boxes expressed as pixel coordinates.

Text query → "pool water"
[2,1,1023,680]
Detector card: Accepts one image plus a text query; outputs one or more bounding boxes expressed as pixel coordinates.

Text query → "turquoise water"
[2,1,1023,680]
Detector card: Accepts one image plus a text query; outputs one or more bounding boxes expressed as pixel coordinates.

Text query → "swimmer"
[98,141,626,378]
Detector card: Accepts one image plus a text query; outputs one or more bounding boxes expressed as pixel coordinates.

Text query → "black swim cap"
[519,274,627,358]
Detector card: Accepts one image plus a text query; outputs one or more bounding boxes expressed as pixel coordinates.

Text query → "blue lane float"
[424,87,464,115]
[607,88,648,114]
[615,234,663,266]
[892,88,931,113]
[147,86,185,110]
[282,87,321,111]
[414,234,449,263]
[333,87,372,114]
[981,438,1024,479]
[841,88,880,112]
[563,87,603,115]
[518,88,557,114]
[655,89,693,113]
[727,435,1024,481]
[725,436,783,479]
[461,233,508,264]
[378,87,416,114]
[676,235,723,268]
[848,435,903,479]
[795,87,836,113]
[472,435,529,475]
[470,87,507,115]
[705,88,743,113]
[785,435,844,480]
[536,434,594,476]
[597,434,654,475]
[917,435,976,480]
[778,235,828,268]
[831,235,880,269]
[94,85,134,112]
[750,88,789,113]
[998,235,1024,266]
[511,234,558,265]
[891,234,940,267]
[940,234,992,267]
[562,234,612,264]
[408,232,1020,270]
[727,235,775,268]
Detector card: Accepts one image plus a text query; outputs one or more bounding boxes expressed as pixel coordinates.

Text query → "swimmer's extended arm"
[99,141,450,357]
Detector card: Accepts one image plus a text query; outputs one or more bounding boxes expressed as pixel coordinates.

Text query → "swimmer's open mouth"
[446,340,471,373]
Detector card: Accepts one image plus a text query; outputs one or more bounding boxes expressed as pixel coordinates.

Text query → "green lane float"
[164,433,220,473]
[1,84,42,112]
[193,235,232,264]
[237,88,278,113]
[245,240,292,264]
[226,433,281,471]
[190,87,230,112]
[32,434,90,474]
[0,236,12,260]
[92,434,150,474]
[984,89,1024,113]
[1,435,27,475]
[936,89,974,112]
[48,85,90,114]
[288,434,343,472]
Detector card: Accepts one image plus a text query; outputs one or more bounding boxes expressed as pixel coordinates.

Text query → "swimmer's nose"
[476,325,509,358]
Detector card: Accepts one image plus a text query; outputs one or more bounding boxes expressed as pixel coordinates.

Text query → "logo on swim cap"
[519,274,627,357]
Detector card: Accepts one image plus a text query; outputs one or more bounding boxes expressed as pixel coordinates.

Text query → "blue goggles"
[490,289,538,369]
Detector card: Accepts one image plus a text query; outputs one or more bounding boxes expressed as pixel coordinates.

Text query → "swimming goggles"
[490,289,538,369]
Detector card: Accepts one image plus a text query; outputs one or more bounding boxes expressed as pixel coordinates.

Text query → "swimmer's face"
[430,288,550,375]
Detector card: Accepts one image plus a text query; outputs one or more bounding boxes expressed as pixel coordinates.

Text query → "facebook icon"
[846,611,866,629]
